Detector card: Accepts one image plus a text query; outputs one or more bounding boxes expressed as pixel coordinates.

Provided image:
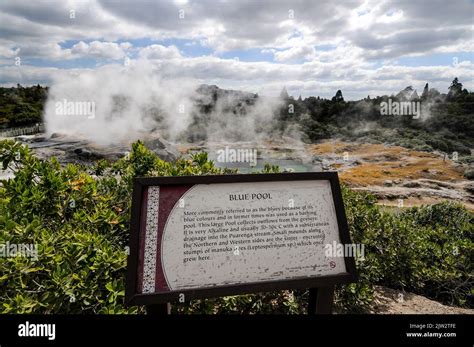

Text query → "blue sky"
[0,0,472,99]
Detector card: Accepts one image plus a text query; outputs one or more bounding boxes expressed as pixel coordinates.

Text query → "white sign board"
[162,180,345,290]
[126,173,356,305]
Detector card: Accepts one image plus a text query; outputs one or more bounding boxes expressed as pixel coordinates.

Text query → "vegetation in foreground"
[0,140,472,313]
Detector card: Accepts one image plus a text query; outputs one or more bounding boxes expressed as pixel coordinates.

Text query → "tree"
[448,78,463,100]
[11,103,39,125]
[421,83,429,99]
[332,89,344,102]
[280,87,289,100]
[396,86,416,100]
[428,88,440,98]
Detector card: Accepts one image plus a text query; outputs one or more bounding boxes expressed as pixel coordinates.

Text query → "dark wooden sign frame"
[125,172,358,314]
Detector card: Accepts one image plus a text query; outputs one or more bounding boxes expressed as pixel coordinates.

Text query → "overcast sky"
[0,0,473,99]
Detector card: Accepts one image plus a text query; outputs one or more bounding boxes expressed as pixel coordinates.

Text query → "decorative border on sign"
[160,184,198,291]
[142,186,160,293]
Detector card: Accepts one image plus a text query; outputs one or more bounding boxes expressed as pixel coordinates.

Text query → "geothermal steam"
[44,64,285,145]
[44,64,197,144]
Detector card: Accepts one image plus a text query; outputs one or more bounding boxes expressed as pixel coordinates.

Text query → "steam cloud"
[44,63,196,144]
[44,63,286,145]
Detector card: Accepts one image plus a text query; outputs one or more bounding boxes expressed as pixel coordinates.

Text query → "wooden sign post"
[125,173,357,314]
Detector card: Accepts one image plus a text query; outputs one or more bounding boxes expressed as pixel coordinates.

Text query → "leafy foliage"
[0,85,46,127]
[0,140,472,313]
[0,140,225,313]
[282,78,473,155]
[339,188,473,311]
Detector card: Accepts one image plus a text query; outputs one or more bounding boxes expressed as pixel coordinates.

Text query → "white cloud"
[18,43,72,60]
[274,44,316,62]
[138,44,182,60]
[0,46,20,58]
[0,0,472,98]
[2,55,472,100]
[71,41,132,60]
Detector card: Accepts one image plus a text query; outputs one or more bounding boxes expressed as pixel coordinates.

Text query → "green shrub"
[338,188,473,310]
[0,140,225,313]
[399,203,473,306]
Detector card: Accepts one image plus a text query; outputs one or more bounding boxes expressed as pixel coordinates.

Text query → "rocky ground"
[307,141,473,210]
[35,132,180,163]
[0,132,180,179]
[2,135,472,211]
[370,286,473,314]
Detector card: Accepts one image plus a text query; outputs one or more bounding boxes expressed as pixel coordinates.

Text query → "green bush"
[0,140,227,313]
[0,140,472,314]
[339,188,473,310]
